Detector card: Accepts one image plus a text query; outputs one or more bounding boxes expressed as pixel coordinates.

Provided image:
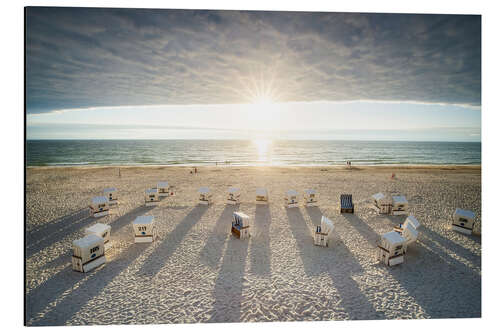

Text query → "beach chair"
[145,188,160,206]
[394,215,420,233]
[256,188,268,204]
[232,211,250,239]
[340,194,354,213]
[132,215,156,243]
[372,192,392,214]
[89,196,111,217]
[284,190,299,208]
[314,216,334,247]
[198,187,213,205]
[377,231,405,266]
[103,187,118,206]
[72,234,106,273]
[392,195,408,215]
[401,222,419,253]
[304,189,318,207]
[157,182,170,197]
[85,223,112,250]
[227,187,241,205]
[452,208,476,235]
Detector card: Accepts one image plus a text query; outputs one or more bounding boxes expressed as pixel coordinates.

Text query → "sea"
[26,140,481,167]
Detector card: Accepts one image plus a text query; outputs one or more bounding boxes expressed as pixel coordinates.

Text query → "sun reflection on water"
[253,139,271,163]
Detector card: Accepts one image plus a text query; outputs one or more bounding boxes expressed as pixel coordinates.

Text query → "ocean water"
[26,140,481,166]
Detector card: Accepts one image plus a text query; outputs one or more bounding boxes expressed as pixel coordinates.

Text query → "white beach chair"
[314,216,334,247]
[232,211,250,239]
[89,196,111,217]
[392,195,408,215]
[304,189,318,207]
[452,208,476,235]
[72,234,106,273]
[84,223,112,250]
[284,189,299,208]
[394,215,420,232]
[227,187,241,205]
[145,188,160,206]
[103,187,118,206]
[198,187,213,205]
[132,215,156,243]
[404,215,421,230]
[377,231,405,266]
[157,182,170,197]
[393,215,420,253]
[372,192,385,208]
[372,192,392,214]
[401,222,419,253]
[256,188,268,204]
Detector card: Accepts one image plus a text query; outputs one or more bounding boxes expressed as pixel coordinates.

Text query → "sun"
[253,95,275,106]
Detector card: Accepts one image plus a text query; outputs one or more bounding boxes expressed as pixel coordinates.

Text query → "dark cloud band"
[26,8,481,113]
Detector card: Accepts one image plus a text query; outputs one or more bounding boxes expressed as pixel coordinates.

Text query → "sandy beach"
[25,165,481,325]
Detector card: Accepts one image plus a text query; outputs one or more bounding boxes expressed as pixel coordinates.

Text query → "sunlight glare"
[253,139,271,162]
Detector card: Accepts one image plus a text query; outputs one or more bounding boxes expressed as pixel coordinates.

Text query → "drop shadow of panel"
[27,242,153,326]
[208,235,249,323]
[348,214,481,318]
[199,204,239,268]
[40,205,155,269]
[248,205,271,276]
[288,207,383,320]
[137,205,209,277]
[419,225,481,264]
[26,213,100,258]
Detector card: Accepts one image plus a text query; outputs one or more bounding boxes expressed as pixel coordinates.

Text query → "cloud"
[26,8,481,114]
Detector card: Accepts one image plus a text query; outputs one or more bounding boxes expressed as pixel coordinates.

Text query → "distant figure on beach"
[391,173,396,179]
[195,167,197,174]
[346,161,352,169]
[118,168,121,177]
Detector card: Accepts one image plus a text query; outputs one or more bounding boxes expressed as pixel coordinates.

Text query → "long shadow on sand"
[288,207,383,320]
[248,205,272,276]
[208,232,249,322]
[26,205,155,322]
[27,208,88,237]
[137,205,209,277]
[27,241,153,326]
[26,210,101,258]
[342,214,481,318]
[418,225,481,263]
[40,205,155,269]
[199,205,239,268]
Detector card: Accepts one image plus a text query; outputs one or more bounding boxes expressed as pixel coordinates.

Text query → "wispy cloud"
[26,8,481,114]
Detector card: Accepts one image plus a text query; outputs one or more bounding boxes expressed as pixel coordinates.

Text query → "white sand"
[25,165,481,325]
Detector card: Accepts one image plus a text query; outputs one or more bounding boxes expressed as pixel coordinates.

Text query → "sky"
[25,7,481,141]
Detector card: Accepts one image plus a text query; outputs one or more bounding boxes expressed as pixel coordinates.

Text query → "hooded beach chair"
[198,187,213,205]
[314,216,334,247]
[284,189,299,208]
[304,189,318,207]
[452,208,476,235]
[232,211,250,239]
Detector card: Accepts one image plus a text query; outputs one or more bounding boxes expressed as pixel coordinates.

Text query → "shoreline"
[26,164,481,171]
